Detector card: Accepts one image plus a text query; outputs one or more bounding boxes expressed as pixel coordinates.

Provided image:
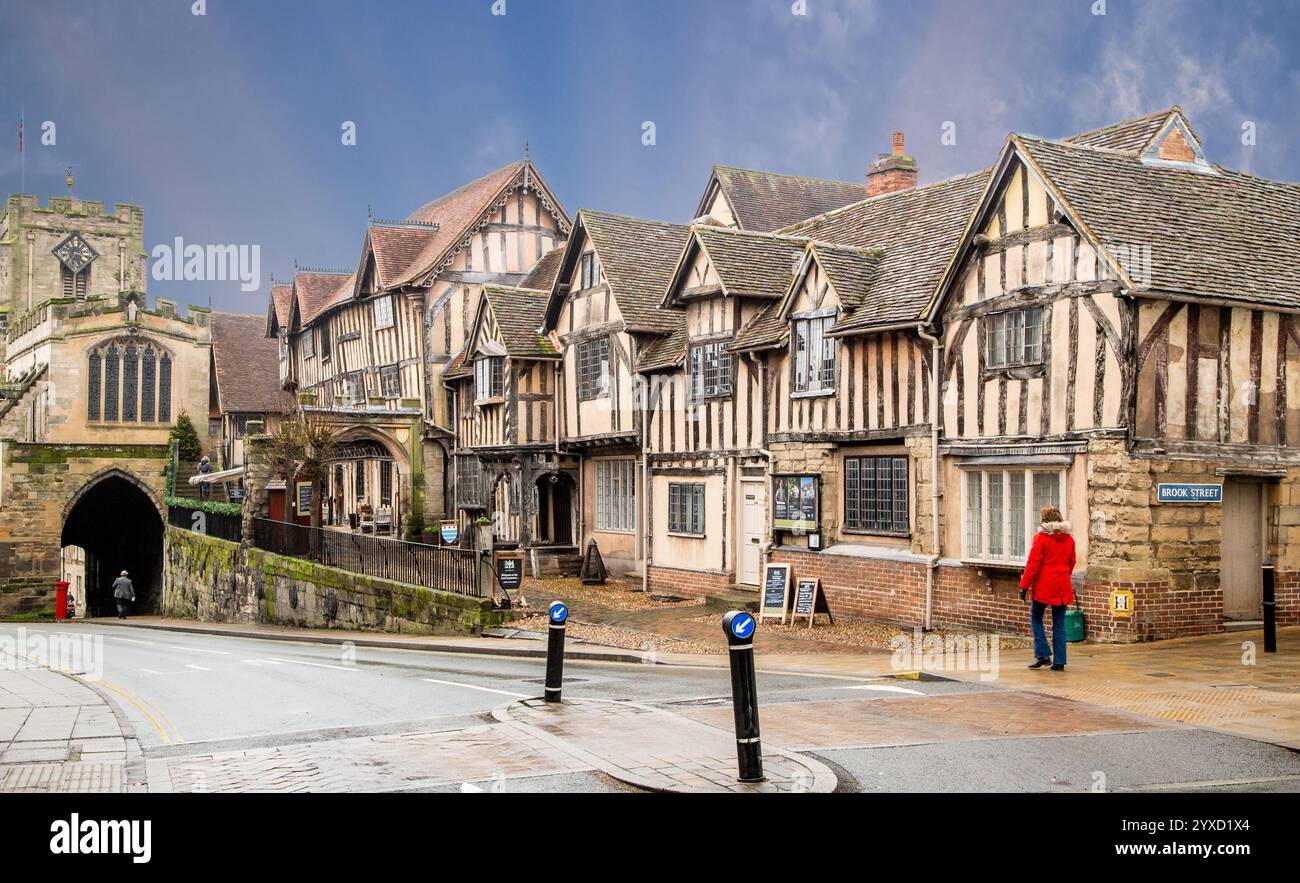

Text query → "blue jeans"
[1031,600,1067,664]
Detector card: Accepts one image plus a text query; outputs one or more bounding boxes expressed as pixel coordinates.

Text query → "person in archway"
[112,570,136,619]
[1019,506,1075,671]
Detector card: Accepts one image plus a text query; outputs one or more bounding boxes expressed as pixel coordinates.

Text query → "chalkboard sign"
[760,563,790,624]
[295,481,313,514]
[794,577,832,628]
[495,553,524,595]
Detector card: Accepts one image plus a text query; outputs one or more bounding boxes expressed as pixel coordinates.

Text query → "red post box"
[54,580,69,621]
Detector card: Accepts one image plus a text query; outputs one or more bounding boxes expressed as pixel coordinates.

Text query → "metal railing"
[168,505,243,542]
[252,518,482,597]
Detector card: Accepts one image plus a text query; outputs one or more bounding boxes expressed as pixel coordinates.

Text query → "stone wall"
[162,526,517,635]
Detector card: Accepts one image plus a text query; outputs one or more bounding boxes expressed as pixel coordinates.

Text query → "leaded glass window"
[87,351,101,421]
[141,347,157,422]
[158,353,172,422]
[103,345,120,421]
[122,345,138,421]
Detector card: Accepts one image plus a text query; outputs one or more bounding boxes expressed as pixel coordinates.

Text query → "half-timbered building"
[542,211,690,578]
[268,159,570,535]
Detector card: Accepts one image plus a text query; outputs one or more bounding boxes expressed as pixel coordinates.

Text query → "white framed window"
[372,295,395,330]
[668,483,705,536]
[985,308,1043,369]
[962,467,1065,564]
[792,313,836,394]
[475,357,505,401]
[578,337,610,400]
[689,340,732,400]
[596,459,637,533]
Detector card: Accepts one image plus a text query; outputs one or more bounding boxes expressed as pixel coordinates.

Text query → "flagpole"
[19,104,25,195]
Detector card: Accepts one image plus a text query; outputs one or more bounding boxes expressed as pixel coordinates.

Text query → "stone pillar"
[243,433,273,548]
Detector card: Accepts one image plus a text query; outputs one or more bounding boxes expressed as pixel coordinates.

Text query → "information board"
[760,563,790,624]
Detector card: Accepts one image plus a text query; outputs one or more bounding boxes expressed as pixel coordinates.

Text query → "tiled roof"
[211,312,295,415]
[779,170,990,332]
[267,283,293,336]
[1064,107,1179,153]
[1018,134,1300,309]
[636,325,688,372]
[729,300,788,354]
[391,161,570,287]
[294,271,356,325]
[811,242,885,309]
[706,165,870,232]
[579,210,692,333]
[686,225,803,301]
[367,224,439,289]
[522,246,565,290]
[482,286,557,358]
[443,346,472,380]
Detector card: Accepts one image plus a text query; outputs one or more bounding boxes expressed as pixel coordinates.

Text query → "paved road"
[4,620,1298,793]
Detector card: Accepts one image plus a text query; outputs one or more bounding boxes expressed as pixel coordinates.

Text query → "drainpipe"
[916,324,943,631]
[640,378,649,593]
[747,352,773,575]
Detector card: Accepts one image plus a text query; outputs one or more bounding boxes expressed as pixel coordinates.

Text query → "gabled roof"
[364,223,440,290]
[728,301,787,354]
[1014,134,1300,310]
[1064,106,1194,154]
[443,346,472,380]
[390,161,570,288]
[779,170,990,333]
[664,225,804,307]
[697,165,870,232]
[522,246,565,290]
[481,286,557,359]
[211,312,296,415]
[549,210,691,334]
[265,282,293,337]
[294,271,356,325]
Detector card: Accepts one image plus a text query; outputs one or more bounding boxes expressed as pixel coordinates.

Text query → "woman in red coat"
[1019,506,1076,671]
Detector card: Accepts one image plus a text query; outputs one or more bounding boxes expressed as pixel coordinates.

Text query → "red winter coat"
[1019,521,1076,605]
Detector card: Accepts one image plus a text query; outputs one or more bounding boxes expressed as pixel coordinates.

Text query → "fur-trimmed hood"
[1039,520,1072,535]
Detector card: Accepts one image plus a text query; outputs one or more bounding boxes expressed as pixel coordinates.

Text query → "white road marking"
[843,684,926,696]
[184,664,210,671]
[168,645,230,655]
[263,655,359,672]
[140,668,164,675]
[421,677,530,698]
[242,658,284,666]
[110,637,157,646]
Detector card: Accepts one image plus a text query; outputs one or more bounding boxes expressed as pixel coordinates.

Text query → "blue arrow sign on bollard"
[729,612,755,640]
[549,602,569,624]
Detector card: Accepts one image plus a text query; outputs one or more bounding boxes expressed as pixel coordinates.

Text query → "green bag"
[1064,603,1086,642]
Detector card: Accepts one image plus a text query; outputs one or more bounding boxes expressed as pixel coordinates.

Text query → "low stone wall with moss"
[163,526,517,635]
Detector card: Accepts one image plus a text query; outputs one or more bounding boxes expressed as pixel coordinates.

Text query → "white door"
[740,481,766,586]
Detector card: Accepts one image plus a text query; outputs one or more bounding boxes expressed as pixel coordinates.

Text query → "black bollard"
[545,601,569,703]
[1262,562,1277,654]
[722,610,764,783]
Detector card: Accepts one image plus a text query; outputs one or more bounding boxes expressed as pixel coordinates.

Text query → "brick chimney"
[867,131,918,197]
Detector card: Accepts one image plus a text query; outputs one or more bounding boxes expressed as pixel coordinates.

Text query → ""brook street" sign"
[1156,483,1223,504]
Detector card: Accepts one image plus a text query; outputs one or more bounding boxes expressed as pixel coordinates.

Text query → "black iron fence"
[252,518,482,597]
[168,505,243,542]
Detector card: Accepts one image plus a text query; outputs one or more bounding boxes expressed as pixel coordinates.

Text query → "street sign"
[1156,483,1222,503]
[759,563,790,624]
[728,611,756,641]
[440,521,459,545]
[1109,588,1135,617]
[549,601,569,624]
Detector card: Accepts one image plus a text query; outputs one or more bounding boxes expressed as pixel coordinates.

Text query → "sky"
[2,0,1298,313]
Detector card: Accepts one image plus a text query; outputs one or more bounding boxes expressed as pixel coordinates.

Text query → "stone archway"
[61,468,164,617]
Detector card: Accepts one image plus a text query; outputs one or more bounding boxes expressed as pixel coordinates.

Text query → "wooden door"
[1221,480,1264,620]
[740,481,766,586]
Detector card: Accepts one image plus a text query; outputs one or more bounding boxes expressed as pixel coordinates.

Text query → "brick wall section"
[768,547,1277,643]
[647,564,732,597]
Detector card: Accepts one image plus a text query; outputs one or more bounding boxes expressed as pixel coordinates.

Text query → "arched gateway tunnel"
[61,470,165,617]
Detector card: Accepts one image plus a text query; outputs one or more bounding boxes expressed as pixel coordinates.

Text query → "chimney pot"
[892,131,905,156]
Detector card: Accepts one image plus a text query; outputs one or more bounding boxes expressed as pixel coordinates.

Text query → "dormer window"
[792,313,836,394]
[985,307,1043,369]
[372,295,394,330]
[475,357,505,401]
